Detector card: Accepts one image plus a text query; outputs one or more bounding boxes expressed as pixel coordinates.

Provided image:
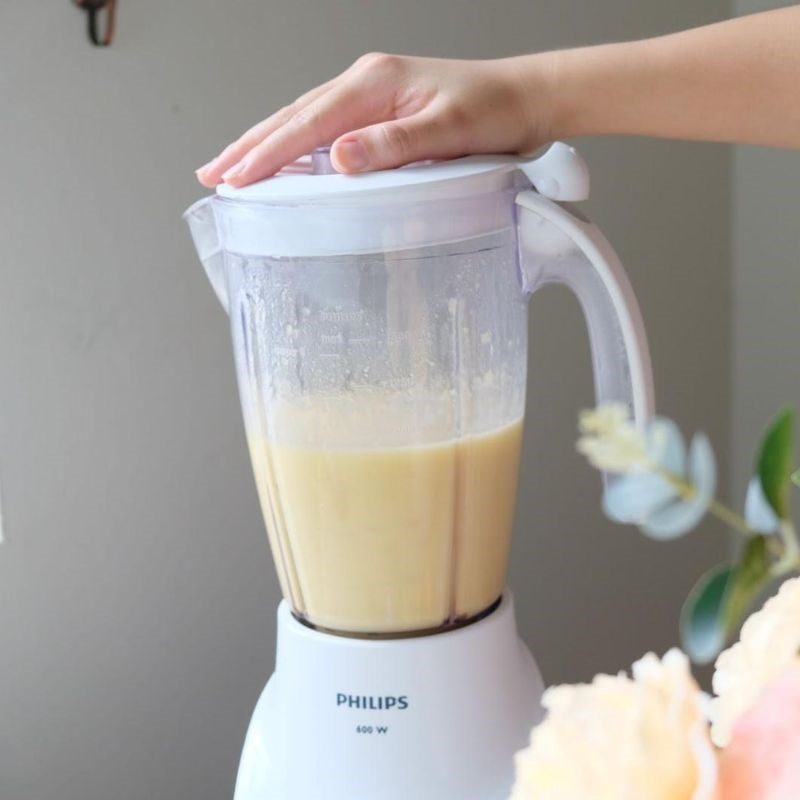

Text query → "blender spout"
[183,197,229,313]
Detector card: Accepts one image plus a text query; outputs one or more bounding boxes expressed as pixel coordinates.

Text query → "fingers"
[195,79,336,187]
[195,53,432,188]
[331,107,465,173]
[221,81,393,187]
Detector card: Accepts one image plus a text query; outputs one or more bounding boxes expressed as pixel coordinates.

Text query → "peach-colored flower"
[509,649,717,800]
[710,576,800,748]
[718,663,800,800]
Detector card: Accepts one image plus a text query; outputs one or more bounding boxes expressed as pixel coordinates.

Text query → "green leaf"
[723,535,771,631]
[680,564,733,665]
[792,468,800,489]
[680,536,772,664]
[757,408,795,519]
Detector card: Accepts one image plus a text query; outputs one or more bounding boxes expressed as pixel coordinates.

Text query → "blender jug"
[185,143,654,638]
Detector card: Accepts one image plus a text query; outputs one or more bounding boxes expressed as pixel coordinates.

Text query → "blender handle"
[515,190,655,431]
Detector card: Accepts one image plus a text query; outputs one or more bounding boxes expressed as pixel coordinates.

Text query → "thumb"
[331,112,461,173]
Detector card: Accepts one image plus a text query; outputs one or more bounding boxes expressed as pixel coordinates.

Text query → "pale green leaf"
[680,536,771,664]
[757,408,795,520]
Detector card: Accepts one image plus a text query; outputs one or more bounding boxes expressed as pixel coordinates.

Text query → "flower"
[710,575,800,748]
[744,477,781,535]
[509,649,717,800]
[718,663,800,799]
[578,404,717,539]
[577,404,649,473]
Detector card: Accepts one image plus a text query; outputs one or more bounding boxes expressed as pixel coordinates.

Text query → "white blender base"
[234,592,543,800]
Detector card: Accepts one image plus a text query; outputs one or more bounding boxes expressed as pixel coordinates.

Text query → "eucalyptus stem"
[707,499,754,538]
[657,463,800,573]
[773,520,800,576]
[656,467,754,538]
[772,555,800,578]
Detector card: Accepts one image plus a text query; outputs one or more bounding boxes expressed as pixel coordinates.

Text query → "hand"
[195,53,556,188]
[196,7,800,190]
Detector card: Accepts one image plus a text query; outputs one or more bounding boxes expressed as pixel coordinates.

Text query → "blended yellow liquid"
[248,412,523,635]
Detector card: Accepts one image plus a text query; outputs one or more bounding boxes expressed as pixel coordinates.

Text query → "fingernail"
[222,160,248,182]
[335,140,368,172]
[195,157,218,175]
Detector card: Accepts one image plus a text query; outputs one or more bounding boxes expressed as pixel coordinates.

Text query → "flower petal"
[643,434,715,539]
[603,472,678,524]
[579,404,629,435]
[509,648,715,800]
[647,418,687,476]
[643,500,706,539]
[711,576,800,747]
[744,476,781,535]
[688,433,717,503]
[718,664,800,800]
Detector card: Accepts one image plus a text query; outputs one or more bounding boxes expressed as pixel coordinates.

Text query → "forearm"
[535,7,800,149]
[198,8,800,187]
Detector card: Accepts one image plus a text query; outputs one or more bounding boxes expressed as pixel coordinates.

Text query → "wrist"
[548,40,654,141]
[547,48,584,141]
[498,53,562,151]
[546,46,604,141]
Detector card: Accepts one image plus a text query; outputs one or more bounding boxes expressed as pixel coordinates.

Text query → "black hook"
[73,0,117,47]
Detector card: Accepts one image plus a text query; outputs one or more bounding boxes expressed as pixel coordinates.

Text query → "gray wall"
[731,0,800,500]
[0,2,730,799]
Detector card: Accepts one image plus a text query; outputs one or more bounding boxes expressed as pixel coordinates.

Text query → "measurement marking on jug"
[356,725,389,735]
[321,309,365,323]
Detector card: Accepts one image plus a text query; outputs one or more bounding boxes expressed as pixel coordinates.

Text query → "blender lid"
[206,143,590,257]
[215,142,590,205]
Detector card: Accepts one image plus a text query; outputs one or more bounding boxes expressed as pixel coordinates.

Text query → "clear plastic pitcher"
[185,144,654,637]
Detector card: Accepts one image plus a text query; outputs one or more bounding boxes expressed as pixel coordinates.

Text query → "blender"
[185,142,654,800]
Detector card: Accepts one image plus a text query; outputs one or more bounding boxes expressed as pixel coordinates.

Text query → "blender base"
[233,591,543,800]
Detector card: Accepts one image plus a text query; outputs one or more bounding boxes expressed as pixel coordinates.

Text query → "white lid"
[211,143,590,256]
[217,150,516,206]
[215,142,590,206]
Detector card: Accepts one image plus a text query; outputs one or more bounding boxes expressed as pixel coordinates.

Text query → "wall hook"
[73,0,117,47]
